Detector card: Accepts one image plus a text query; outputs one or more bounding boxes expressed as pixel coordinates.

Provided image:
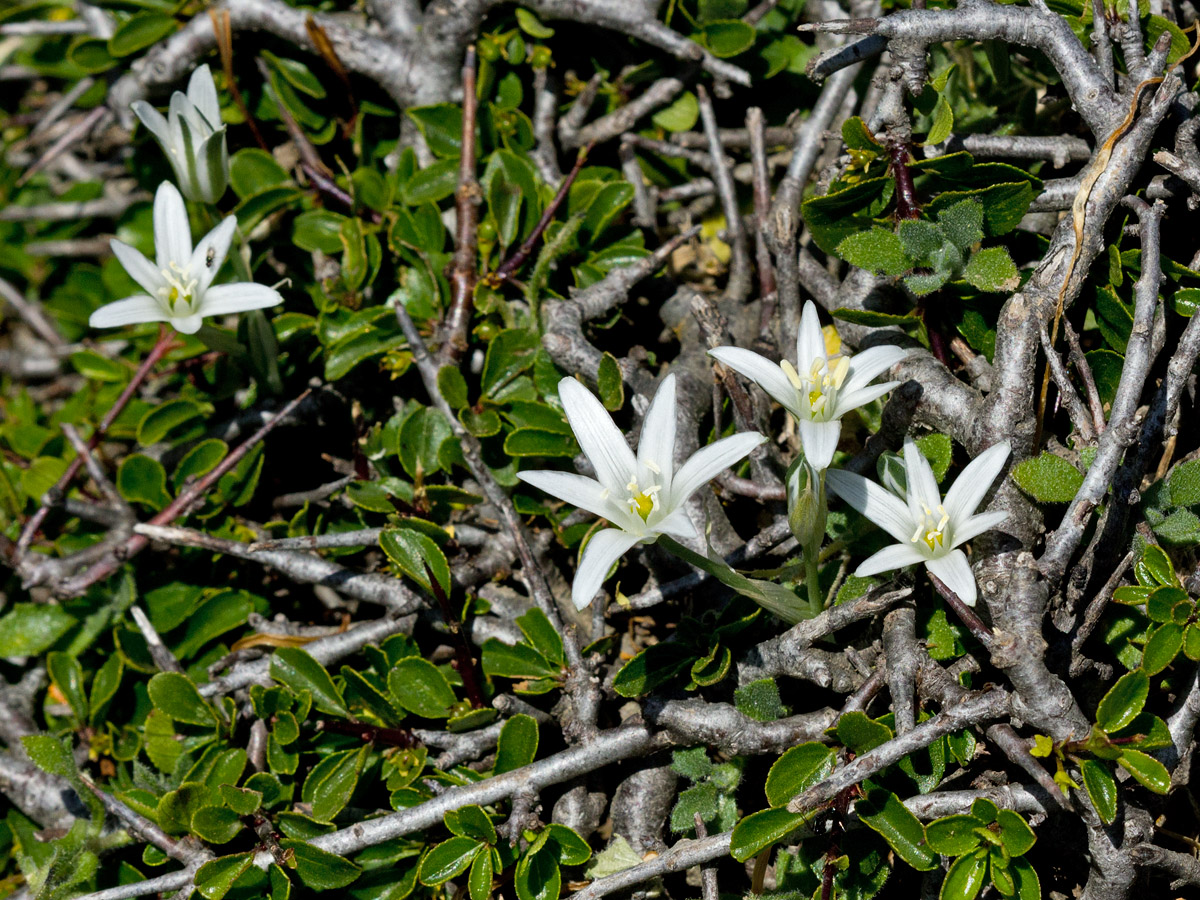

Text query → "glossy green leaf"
[108,12,177,57]
[764,743,836,807]
[388,657,457,719]
[147,672,217,726]
[494,714,539,774]
[1080,759,1117,824]
[284,841,362,890]
[939,848,987,900]
[195,853,255,900]
[856,787,937,871]
[729,807,809,861]
[1142,622,1183,675]
[995,809,1035,856]
[271,648,347,717]
[1096,669,1148,734]
[925,815,982,857]
[1117,748,1170,794]
[836,711,893,754]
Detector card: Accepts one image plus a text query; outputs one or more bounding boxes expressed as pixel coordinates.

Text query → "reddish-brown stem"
[316,718,416,747]
[58,389,312,595]
[889,141,920,221]
[929,572,997,652]
[424,562,485,709]
[439,46,481,366]
[490,143,592,286]
[15,325,177,557]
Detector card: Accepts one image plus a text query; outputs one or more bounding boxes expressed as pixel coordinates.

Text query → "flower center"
[626,478,660,522]
[781,356,851,420]
[158,261,198,314]
[910,503,950,553]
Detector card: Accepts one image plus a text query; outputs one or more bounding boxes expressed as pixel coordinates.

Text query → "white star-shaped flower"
[131,65,229,204]
[518,374,766,610]
[709,300,908,470]
[825,437,1011,606]
[90,181,281,335]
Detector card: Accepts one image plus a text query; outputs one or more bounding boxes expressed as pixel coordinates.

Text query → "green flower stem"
[805,546,823,612]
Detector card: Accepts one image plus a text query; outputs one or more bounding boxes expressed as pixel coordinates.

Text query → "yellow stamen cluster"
[626,478,660,522]
[911,503,950,552]
[158,261,198,314]
[781,355,851,420]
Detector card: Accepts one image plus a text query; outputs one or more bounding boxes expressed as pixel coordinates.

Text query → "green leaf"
[962,247,1019,292]
[517,608,565,667]
[937,198,985,250]
[1142,622,1183,675]
[438,366,470,409]
[597,353,624,411]
[926,94,954,146]
[1117,748,1170,793]
[117,454,171,509]
[914,434,954,482]
[670,781,720,832]
[515,7,555,37]
[220,785,262,817]
[1011,856,1041,900]
[612,641,695,697]
[1185,622,1200,661]
[1080,759,1117,825]
[108,12,176,57]
[195,853,255,900]
[293,210,347,253]
[89,654,123,726]
[582,183,634,240]
[482,639,555,681]
[148,673,218,727]
[764,743,836,807]
[406,105,463,159]
[734,679,787,722]
[651,92,699,132]
[1140,544,1179,587]
[175,591,253,659]
[1169,460,1200,507]
[468,847,494,900]
[68,37,116,73]
[995,809,1035,856]
[403,158,460,205]
[857,787,938,871]
[897,219,946,262]
[842,116,879,151]
[445,805,497,844]
[47,651,87,722]
[1011,452,1083,503]
[494,714,539,774]
[698,20,756,57]
[836,227,910,276]
[831,308,922,330]
[271,648,347,717]
[70,350,129,382]
[939,848,987,900]
[380,527,452,595]
[1096,669,1149,733]
[305,745,369,822]
[925,815,983,857]
[545,823,591,864]
[21,734,75,779]
[230,149,289,200]
[0,603,75,656]
[836,711,893,754]
[284,841,362,890]
[1153,509,1200,546]
[905,271,951,296]
[504,429,580,458]
[192,806,243,844]
[730,807,809,861]
[388,657,457,718]
[514,841,561,900]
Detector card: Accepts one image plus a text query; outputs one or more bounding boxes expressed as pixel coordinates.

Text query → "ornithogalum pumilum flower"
[131,64,229,204]
[709,300,908,471]
[90,181,281,334]
[518,374,766,610]
[825,437,1011,606]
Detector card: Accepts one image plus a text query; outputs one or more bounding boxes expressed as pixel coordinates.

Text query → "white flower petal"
[637,373,676,498]
[110,239,164,297]
[517,470,618,522]
[89,295,167,329]
[797,417,841,472]
[193,129,229,205]
[670,431,766,507]
[842,345,908,393]
[558,377,637,496]
[834,381,900,417]
[903,435,942,521]
[826,468,916,545]
[572,528,642,610]
[795,300,826,372]
[942,442,1011,525]
[855,542,927,577]
[131,100,171,149]
[926,549,978,606]
[949,510,1009,549]
[171,313,204,334]
[190,216,237,296]
[153,181,192,270]
[656,507,700,541]
[200,283,283,317]
[708,347,800,416]
[188,64,221,129]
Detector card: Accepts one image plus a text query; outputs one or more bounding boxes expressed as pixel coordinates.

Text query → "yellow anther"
[781,359,804,391]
